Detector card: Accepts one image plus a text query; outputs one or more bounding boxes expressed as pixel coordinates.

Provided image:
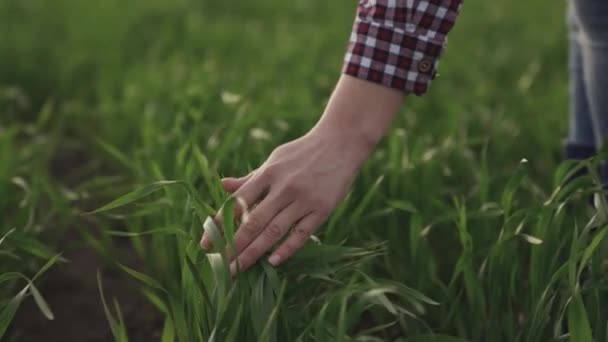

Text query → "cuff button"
[418,59,433,73]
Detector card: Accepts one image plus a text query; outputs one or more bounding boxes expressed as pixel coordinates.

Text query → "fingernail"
[268,254,281,266]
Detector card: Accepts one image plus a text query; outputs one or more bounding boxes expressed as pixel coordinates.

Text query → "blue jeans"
[567,0,608,149]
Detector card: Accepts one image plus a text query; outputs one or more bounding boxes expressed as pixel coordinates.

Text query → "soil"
[5,137,164,342]
[7,232,163,342]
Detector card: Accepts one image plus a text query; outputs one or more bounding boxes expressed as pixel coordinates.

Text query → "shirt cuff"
[342,2,461,96]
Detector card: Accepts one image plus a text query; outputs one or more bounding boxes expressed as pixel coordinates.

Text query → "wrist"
[310,112,379,159]
[310,74,404,160]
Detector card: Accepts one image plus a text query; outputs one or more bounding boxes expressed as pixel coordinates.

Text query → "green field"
[2,0,607,341]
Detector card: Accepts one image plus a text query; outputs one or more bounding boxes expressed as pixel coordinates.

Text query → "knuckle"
[282,182,300,195]
[260,167,277,181]
[264,223,283,239]
[241,216,262,235]
[293,226,309,239]
[283,180,306,197]
[309,196,332,214]
[270,145,287,158]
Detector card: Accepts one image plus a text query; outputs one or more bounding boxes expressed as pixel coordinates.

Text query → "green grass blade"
[261,261,282,295]
[29,283,54,320]
[349,175,384,224]
[95,138,138,173]
[112,297,129,342]
[106,226,187,237]
[97,270,119,340]
[161,317,175,342]
[568,294,593,342]
[406,334,471,342]
[0,272,24,285]
[259,279,287,342]
[117,263,166,293]
[0,228,16,247]
[32,253,63,282]
[336,295,348,342]
[222,197,236,250]
[225,301,244,342]
[184,255,215,312]
[0,285,29,338]
[577,225,608,279]
[89,180,185,214]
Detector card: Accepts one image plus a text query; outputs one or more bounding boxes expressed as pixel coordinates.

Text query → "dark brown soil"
[7,235,163,342]
[5,108,164,342]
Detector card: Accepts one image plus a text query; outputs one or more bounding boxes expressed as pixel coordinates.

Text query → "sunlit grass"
[2,0,607,340]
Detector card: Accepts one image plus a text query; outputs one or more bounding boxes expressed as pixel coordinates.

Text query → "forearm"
[311,74,405,158]
[309,0,464,161]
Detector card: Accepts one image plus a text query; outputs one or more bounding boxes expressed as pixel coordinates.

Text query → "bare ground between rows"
[7,229,163,342]
[7,137,163,341]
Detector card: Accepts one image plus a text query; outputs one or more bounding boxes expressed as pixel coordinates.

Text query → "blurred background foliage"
[4,0,606,341]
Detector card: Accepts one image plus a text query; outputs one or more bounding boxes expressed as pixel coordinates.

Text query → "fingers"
[229,191,292,259]
[230,170,269,212]
[200,170,267,250]
[229,203,306,274]
[221,171,254,193]
[267,212,323,266]
[200,195,252,249]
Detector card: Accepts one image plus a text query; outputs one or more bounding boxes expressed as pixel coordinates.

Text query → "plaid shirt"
[343,0,463,96]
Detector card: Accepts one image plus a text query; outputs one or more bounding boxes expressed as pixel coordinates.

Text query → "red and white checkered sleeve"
[343,0,463,96]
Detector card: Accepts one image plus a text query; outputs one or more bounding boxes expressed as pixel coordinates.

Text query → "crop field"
[2,0,608,341]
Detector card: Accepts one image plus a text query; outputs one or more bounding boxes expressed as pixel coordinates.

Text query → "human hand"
[200,75,403,275]
[199,127,373,274]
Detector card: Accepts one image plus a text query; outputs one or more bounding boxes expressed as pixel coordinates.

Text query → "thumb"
[221,172,254,193]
